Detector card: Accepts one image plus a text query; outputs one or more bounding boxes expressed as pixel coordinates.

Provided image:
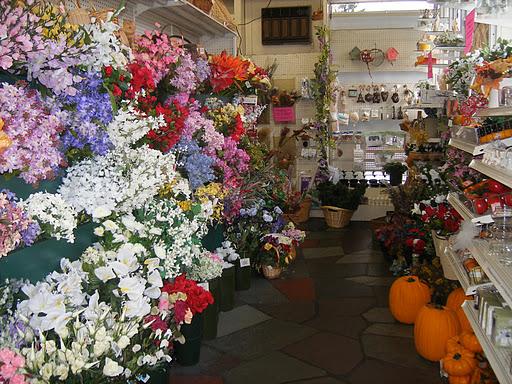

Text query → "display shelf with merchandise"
[427,0,478,11]
[446,192,493,224]
[469,240,512,310]
[462,301,512,384]
[469,159,512,189]
[475,107,512,118]
[445,246,492,295]
[449,137,512,156]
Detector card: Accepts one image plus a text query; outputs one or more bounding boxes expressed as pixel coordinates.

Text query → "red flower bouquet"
[209,51,250,93]
[162,274,214,316]
[419,202,462,236]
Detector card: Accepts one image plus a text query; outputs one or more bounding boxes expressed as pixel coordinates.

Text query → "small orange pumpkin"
[446,288,472,311]
[443,350,476,376]
[389,276,431,324]
[446,334,465,353]
[414,304,461,361]
[449,375,472,384]
[461,332,483,354]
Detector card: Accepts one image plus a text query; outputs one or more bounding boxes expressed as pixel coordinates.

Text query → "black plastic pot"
[174,312,203,366]
[145,366,170,384]
[388,170,405,186]
[202,278,220,340]
[235,258,251,291]
[219,266,235,312]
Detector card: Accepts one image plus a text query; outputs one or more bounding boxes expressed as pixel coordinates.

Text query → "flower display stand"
[201,223,225,252]
[174,312,204,366]
[219,266,235,312]
[202,277,220,340]
[1,175,62,200]
[431,230,457,281]
[235,258,251,291]
[0,222,96,282]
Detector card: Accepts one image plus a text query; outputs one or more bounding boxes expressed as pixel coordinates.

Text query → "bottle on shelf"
[397,106,404,120]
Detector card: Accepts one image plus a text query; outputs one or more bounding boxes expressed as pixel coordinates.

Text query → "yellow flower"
[179,200,192,212]
[0,119,11,154]
[264,243,273,251]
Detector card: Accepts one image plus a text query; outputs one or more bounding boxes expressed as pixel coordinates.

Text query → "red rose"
[104,66,113,77]
[112,84,122,97]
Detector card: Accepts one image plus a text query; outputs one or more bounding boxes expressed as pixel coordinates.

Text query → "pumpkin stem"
[406,277,416,282]
[453,353,461,360]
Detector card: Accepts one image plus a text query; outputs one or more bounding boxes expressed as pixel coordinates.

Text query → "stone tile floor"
[169,221,441,384]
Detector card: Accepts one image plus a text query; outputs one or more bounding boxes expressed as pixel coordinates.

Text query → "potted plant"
[383,161,408,186]
[316,181,366,228]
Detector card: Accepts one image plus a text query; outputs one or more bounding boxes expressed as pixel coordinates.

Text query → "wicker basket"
[286,198,312,224]
[261,265,282,280]
[321,206,354,228]
[67,1,90,25]
[191,0,214,14]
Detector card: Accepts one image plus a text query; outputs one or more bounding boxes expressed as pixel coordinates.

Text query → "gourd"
[461,332,483,354]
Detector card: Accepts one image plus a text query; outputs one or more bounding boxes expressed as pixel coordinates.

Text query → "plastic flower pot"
[1,174,63,200]
[219,265,235,312]
[201,223,225,252]
[235,258,251,291]
[174,312,203,366]
[388,170,404,186]
[202,277,220,340]
[0,222,96,282]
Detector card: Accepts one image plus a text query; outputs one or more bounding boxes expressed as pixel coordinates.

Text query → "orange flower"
[209,51,250,92]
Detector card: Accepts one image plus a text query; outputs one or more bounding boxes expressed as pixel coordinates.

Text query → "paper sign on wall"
[427,52,433,79]
[465,9,476,55]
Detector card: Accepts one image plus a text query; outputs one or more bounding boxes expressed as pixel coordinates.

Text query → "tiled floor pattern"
[169,221,440,384]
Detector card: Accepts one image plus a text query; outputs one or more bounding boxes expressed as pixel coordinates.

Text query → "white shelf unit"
[446,192,493,224]
[476,107,512,118]
[445,247,492,295]
[470,160,512,189]
[427,0,477,11]
[462,301,512,384]
[449,137,512,156]
[469,240,512,310]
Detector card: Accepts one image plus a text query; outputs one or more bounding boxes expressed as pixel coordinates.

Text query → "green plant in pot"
[316,181,367,228]
[383,162,408,186]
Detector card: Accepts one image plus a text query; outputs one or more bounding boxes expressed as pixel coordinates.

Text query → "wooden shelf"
[134,0,236,37]
[469,240,512,310]
[447,192,493,224]
[470,159,512,189]
[462,301,512,384]
[475,107,512,117]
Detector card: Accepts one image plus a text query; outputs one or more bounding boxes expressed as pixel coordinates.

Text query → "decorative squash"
[446,334,465,353]
[443,350,476,376]
[389,276,431,324]
[414,304,461,361]
[461,332,483,354]
[449,375,472,384]
[446,288,472,311]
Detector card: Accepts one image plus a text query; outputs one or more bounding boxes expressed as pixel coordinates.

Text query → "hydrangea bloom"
[174,139,215,190]
[0,84,64,184]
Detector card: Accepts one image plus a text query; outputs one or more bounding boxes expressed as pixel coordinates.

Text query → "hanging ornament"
[373,85,381,103]
[357,86,365,103]
[360,49,374,78]
[386,47,399,65]
[381,85,389,101]
[391,85,400,103]
[364,85,373,103]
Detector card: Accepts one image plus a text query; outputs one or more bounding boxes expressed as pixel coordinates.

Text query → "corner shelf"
[469,159,512,189]
[476,107,512,118]
[447,192,493,224]
[462,301,512,384]
[134,0,236,37]
[469,240,512,310]
[449,137,512,156]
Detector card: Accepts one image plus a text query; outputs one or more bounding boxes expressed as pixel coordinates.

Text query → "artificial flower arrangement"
[439,147,484,191]
[413,201,462,237]
[270,88,301,107]
[257,222,305,271]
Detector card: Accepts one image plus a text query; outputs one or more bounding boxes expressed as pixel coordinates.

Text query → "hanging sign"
[427,52,433,79]
[465,9,476,55]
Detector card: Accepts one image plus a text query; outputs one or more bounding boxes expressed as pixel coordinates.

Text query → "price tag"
[245,81,252,88]
[240,258,251,268]
[198,282,209,291]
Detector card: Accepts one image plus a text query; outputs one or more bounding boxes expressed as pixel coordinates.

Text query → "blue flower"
[262,212,273,223]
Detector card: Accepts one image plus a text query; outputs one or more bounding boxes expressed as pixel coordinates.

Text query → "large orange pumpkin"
[414,304,461,361]
[446,288,472,311]
[461,332,483,354]
[389,276,431,324]
[449,375,471,384]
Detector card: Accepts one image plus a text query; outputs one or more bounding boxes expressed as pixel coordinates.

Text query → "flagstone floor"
[169,220,441,384]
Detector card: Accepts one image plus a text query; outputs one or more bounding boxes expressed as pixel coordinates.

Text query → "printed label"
[198,282,209,291]
[240,258,251,267]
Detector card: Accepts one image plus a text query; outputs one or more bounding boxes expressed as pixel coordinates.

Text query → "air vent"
[261,6,312,45]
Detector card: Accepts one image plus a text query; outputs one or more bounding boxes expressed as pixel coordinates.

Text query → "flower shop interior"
[3,0,512,383]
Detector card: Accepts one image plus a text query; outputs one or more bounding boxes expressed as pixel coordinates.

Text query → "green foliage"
[316,181,366,210]
[383,161,408,174]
